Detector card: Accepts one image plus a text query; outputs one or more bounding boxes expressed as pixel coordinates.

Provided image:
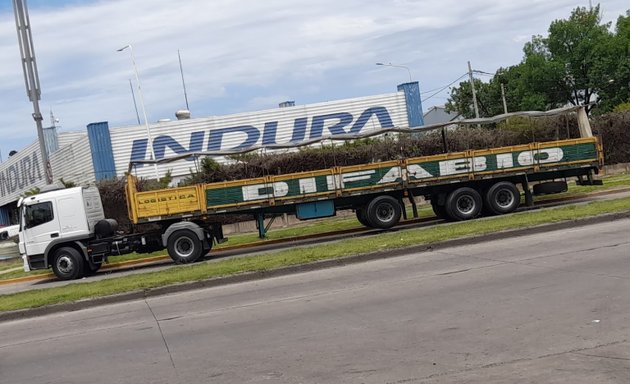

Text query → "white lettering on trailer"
[440,158,469,176]
[439,157,487,176]
[299,178,317,194]
[378,167,401,183]
[496,153,514,169]
[517,151,534,166]
[473,157,487,172]
[242,185,267,201]
[273,182,289,197]
[242,182,290,201]
[407,164,433,180]
[517,148,564,166]
[326,175,338,191]
[239,147,566,201]
[342,170,376,184]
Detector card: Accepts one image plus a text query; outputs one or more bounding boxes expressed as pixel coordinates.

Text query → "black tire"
[533,181,568,195]
[83,260,102,276]
[365,196,402,229]
[167,229,203,264]
[445,187,482,221]
[431,201,448,219]
[52,247,85,280]
[484,182,520,215]
[355,208,371,227]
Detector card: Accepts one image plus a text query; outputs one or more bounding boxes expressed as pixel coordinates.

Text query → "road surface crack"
[144,298,178,378]
[572,352,630,361]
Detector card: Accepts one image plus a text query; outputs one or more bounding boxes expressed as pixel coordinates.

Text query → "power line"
[473,69,495,76]
[421,73,469,102]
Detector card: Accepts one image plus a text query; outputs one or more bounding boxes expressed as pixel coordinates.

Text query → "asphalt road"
[2,218,630,383]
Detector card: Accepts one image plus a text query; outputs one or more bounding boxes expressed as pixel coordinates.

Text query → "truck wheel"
[355,208,371,227]
[366,196,402,229]
[431,201,448,220]
[167,229,203,264]
[445,187,482,221]
[83,261,102,276]
[52,247,85,280]
[484,182,520,215]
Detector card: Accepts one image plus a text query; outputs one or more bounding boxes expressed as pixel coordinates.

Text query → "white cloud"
[0,0,628,158]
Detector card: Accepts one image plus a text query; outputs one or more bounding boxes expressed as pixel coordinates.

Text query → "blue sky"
[1,0,628,160]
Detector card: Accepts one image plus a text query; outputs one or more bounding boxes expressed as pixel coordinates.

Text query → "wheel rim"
[57,255,73,274]
[174,237,194,258]
[495,189,515,209]
[456,195,476,215]
[376,202,395,223]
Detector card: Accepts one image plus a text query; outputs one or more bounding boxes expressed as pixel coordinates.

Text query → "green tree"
[545,5,613,113]
[447,4,625,116]
[594,11,630,112]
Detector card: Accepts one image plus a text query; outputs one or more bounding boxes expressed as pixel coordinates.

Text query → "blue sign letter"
[208,126,260,152]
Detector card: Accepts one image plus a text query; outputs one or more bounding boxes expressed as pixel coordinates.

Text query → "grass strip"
[1,196,629,312]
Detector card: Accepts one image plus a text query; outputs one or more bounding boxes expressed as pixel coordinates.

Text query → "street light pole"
[376,62,413,83]
[117,44,159,180]
[128,79,141,125]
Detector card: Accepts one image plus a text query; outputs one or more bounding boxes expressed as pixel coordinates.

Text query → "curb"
[2,211,629,323]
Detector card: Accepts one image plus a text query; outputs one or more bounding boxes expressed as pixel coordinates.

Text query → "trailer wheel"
[355,208,371,227]
[431,201,448,220]
[366,196,402,229]
[52,247,85,280]
[445,187,482,221]
[484,182,520,215]
[167,229,203,264]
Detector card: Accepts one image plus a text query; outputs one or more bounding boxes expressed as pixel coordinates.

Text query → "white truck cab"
[18,187,105,278]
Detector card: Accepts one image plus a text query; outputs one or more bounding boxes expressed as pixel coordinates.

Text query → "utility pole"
[500,83,508,114]
[13,0,53,184]
[467,61,480,119]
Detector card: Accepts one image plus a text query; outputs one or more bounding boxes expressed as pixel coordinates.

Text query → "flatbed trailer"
[19,107,604,280]
[127,136,602,235]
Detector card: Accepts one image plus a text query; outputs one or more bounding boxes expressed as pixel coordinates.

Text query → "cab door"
[21,200,60,256]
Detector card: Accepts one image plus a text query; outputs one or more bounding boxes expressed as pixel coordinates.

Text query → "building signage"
[0,151,43,198]
[128,106,395,166]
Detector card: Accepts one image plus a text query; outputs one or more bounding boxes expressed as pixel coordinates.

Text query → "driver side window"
[24,202,54,229]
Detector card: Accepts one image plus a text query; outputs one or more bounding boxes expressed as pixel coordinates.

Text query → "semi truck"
[18,107,604,280]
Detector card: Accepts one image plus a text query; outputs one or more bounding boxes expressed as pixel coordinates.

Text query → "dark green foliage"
[447,5,630,117]
[592,110,630,164]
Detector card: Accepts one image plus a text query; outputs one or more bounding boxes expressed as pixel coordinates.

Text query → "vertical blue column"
[87,122,117,180]
[0,207,10,226]
[397,82,424,128]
